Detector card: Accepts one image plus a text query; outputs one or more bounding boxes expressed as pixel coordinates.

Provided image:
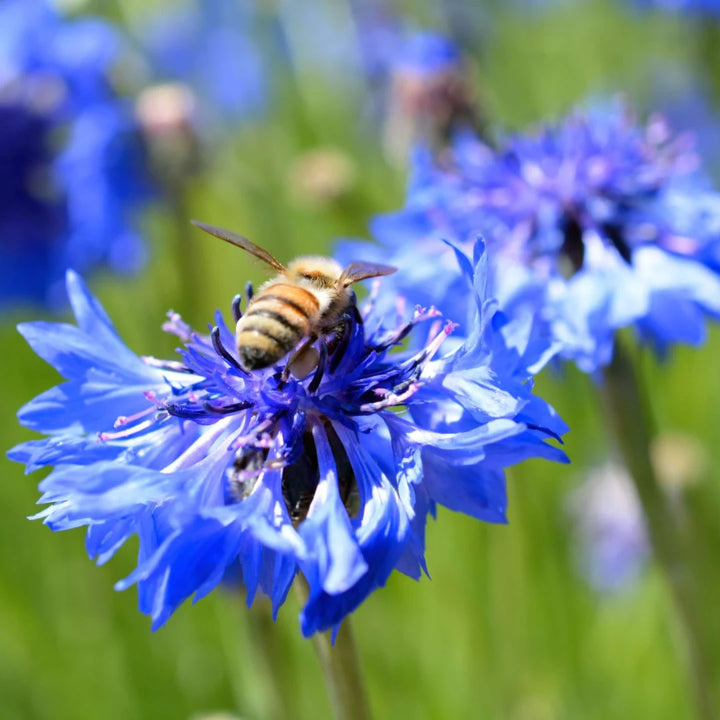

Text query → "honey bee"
[192,221,396,374]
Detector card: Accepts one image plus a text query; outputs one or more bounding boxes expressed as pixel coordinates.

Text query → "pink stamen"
[113,404,157,428]
[359,382,421,412]
[98,417,157,442]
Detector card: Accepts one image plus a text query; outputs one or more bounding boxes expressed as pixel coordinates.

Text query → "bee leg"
[281,335,318,382]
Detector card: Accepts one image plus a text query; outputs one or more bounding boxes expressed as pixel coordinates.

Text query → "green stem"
[245,599,293,720]
[166,184,202,324]
[216,594,292,720]
[601,341,717,720]
[295,576,372,720]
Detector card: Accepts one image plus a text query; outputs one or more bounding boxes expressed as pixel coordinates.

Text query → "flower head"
[10,246,566,636]
[0,0,154,309]
[358,101,720,371]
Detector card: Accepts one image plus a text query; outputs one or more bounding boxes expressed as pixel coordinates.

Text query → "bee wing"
[338,261,397,287]
[192,220,286,272]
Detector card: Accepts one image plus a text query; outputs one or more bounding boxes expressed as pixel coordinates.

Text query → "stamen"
[211,326,248,375]
[141,356,194,373]
[230,459,285,483]
[98,417,159,441]
[328,315,353,373]
[361,279,382,320]
[372,321,414,352]
[245,281,254,303]
[229,416,279,451]
[395,295,407,324]
[162,417,236,472]
[426,319,442,343]
[358,382,422,412]
[113,405,157,428]
[202,400,253,415]
[308,342,328,394]
[370,306,442,353]
[409,320,457,368]
[232,294,243,322]
[358,320,456,412]
[162,311,193,341]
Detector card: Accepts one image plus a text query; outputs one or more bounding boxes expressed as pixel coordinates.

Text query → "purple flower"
[354,101,720,371]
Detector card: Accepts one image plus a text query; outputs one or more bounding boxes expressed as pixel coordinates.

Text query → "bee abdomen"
[259,284,320,319]
[237,319,297,370]
[236,284,318,370]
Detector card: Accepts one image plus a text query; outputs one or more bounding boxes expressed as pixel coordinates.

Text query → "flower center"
[557,209,633,278]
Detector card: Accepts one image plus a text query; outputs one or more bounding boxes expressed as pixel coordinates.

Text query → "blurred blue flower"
[356,102,720,371]
[9,247,566,636]
[632,0,720,16]
[568,463,649,592]
[648,64,720,174]
[0,0,154,309]
[274,0,479,151]
[0,0,119,112]
[142,0,268,127]
[391,31,462,77]
[382,30,481,160]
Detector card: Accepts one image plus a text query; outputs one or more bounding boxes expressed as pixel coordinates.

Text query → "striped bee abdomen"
[236,283,320,370]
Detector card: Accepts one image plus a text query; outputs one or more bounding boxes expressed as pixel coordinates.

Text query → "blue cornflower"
[357,102,720,371]
[141,0,267,127]
[10,244,566,636]
[0,0,153,309]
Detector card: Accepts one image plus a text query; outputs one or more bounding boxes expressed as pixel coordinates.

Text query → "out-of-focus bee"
[192,220,396,375]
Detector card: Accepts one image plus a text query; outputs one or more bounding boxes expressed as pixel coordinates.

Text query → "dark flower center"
[559,214,585,276]
[225,417,359,527]
[557,210,633,278]
[281,421,359,525]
